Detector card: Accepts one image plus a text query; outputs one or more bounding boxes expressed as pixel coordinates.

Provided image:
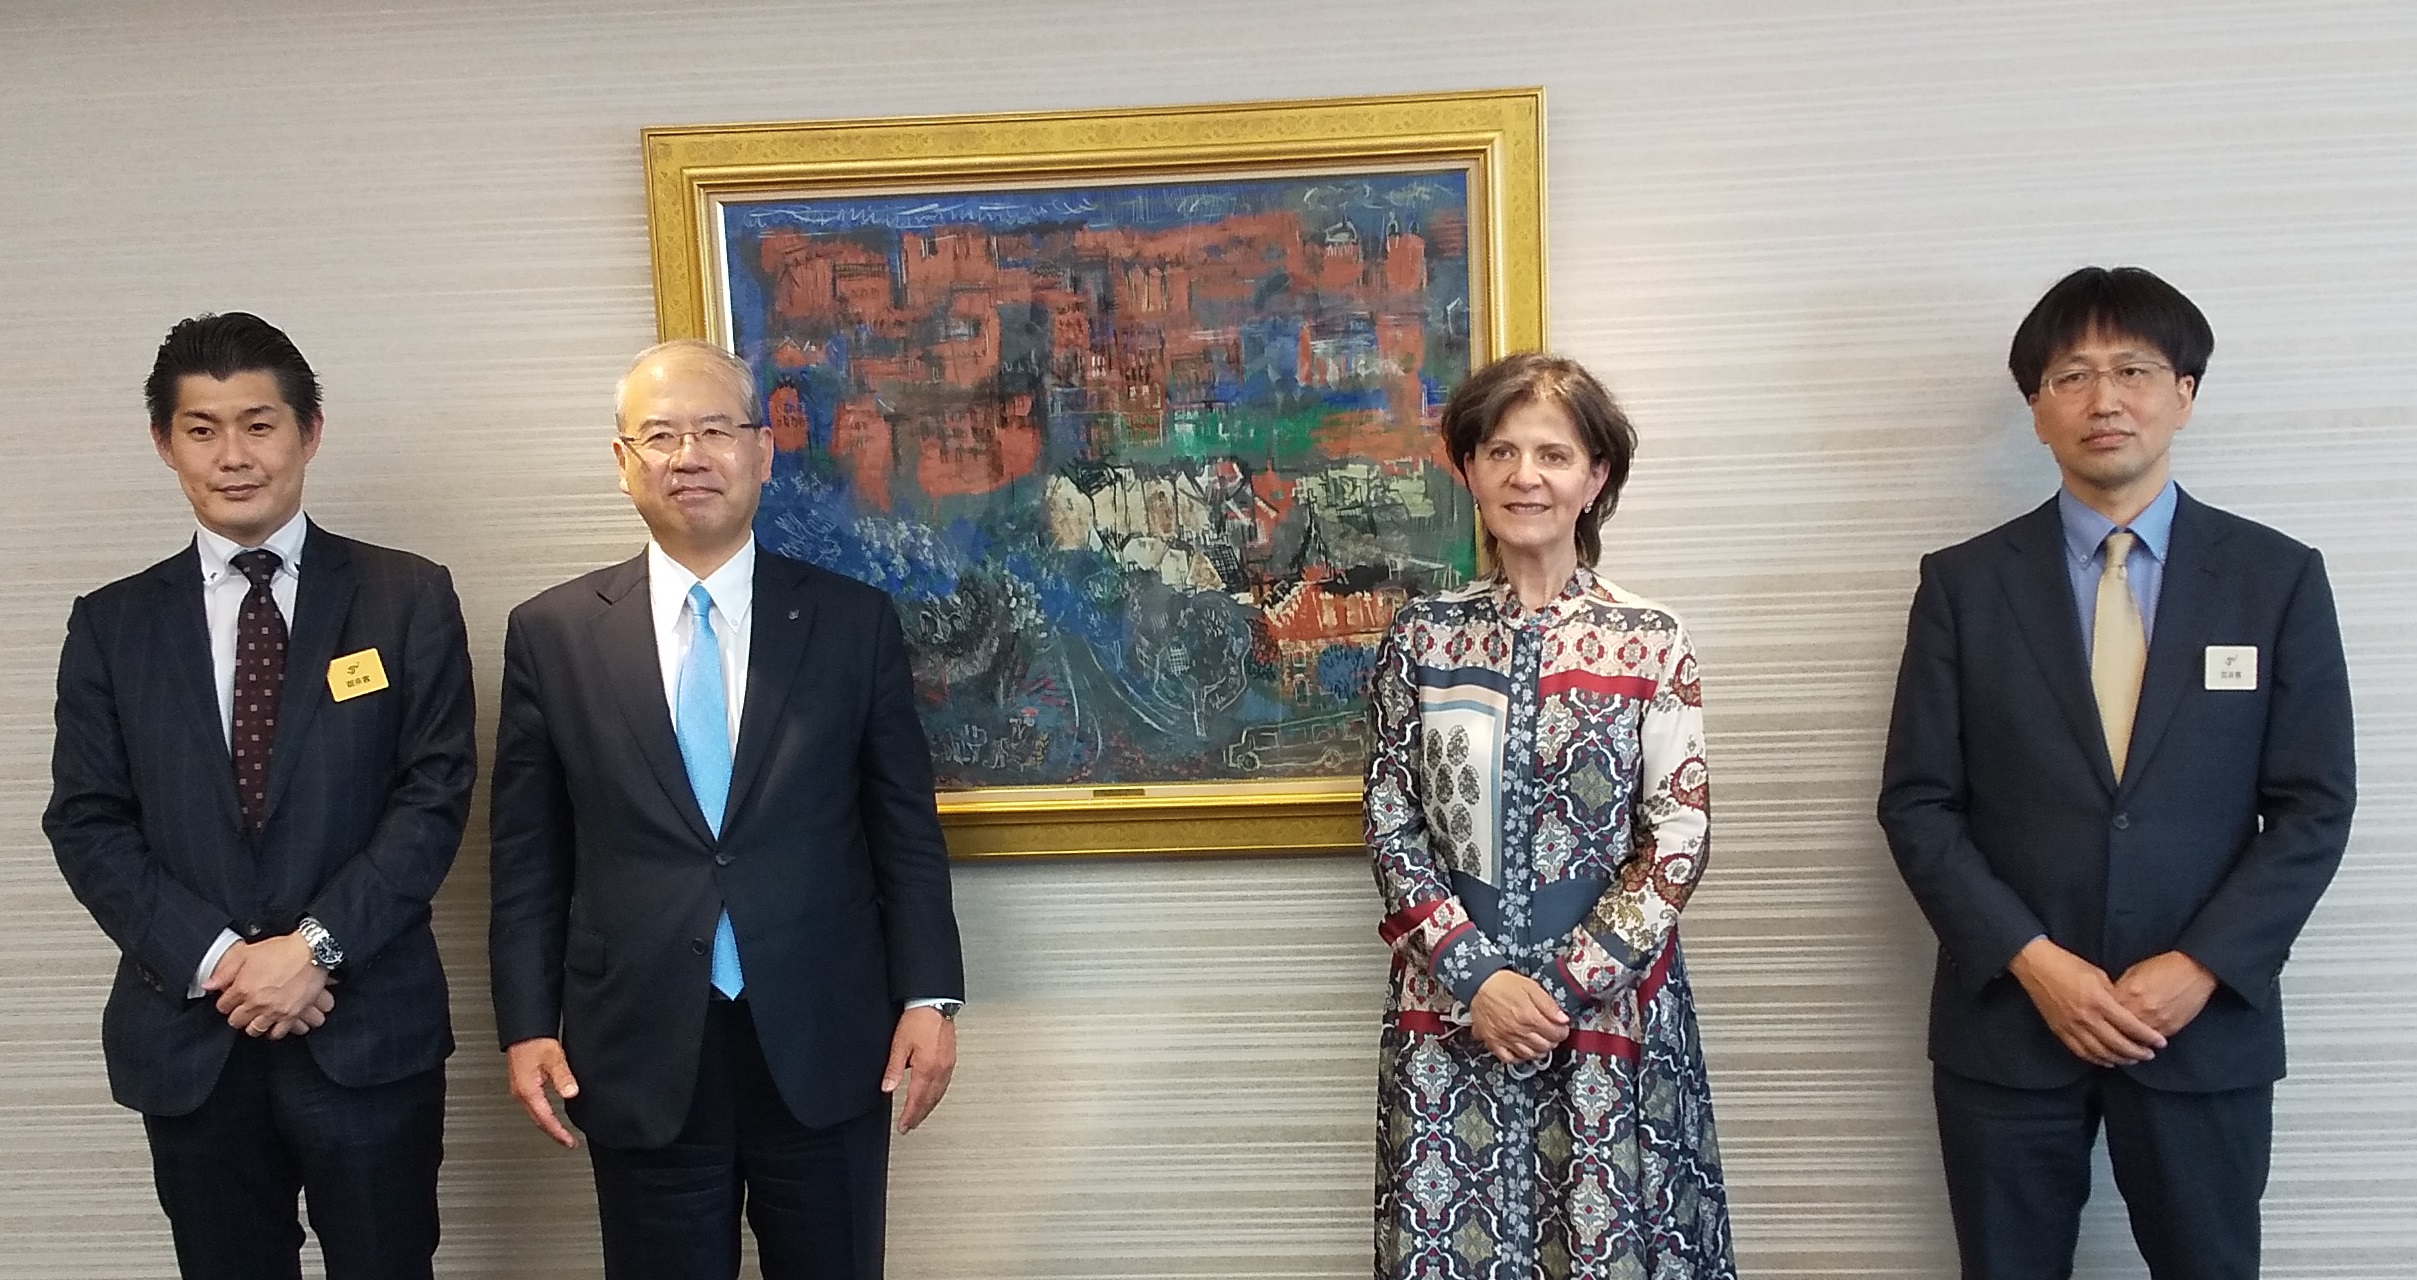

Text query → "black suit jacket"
[45,524,476,1116]
[1879,488,2355,1092]
[487,548,964,1147]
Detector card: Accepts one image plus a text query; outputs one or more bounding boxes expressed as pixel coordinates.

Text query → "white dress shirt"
[647,538,755,753]
[187,510,311,994]
[646,536,949,1012]
[196,511,309,746]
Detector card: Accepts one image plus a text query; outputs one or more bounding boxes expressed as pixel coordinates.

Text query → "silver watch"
[296,917,344,971]
[929,1000,963,1021]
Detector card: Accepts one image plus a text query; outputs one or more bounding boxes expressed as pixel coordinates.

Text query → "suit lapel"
[2118,488,2222,791]
[1996,498,2119,792]
[589,554,720,847]
[148,545,242,829]
[262,524,359,824]
[724,553,820,824]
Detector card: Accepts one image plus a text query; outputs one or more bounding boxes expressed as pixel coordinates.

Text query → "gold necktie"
[2091,529,2148,779]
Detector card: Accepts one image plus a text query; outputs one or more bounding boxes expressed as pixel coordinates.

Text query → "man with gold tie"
[1878,267,2357,1280]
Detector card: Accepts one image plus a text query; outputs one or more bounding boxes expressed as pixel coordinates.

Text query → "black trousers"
[588,996,891,1280]
[143,1034,445,1280]
[1933,1065,2272,1280]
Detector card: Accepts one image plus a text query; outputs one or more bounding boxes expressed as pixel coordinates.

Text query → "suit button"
[690,938,708,955]
[2112,813,2131,830]
[714,852,733,866]
[240,920,264,939]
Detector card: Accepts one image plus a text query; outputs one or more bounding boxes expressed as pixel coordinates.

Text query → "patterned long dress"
[1367,567,1734,1280]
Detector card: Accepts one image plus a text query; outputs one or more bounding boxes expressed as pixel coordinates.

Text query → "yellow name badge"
[327,648,391,702]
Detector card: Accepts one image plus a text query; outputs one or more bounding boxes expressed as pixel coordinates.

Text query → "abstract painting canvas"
[644,91,1544,855]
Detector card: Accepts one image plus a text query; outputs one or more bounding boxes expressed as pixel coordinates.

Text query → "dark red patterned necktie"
[229,549,286,834]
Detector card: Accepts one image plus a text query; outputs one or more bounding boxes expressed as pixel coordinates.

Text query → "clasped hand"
[1469,969,1570,1065]
[2009,937,2218,1069]
[205,933,334,1039]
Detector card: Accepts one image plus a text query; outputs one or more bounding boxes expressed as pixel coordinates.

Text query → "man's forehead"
[174,371,290,419]
[2050,328,2165,364]
[621,355,750,417]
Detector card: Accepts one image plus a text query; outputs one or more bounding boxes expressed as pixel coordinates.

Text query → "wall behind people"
[1,1,2410,1275]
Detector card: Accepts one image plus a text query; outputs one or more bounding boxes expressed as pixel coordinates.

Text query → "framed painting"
[642,89,1544,858]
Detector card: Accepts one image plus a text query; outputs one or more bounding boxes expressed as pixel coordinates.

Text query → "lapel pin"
[788,608,800,620]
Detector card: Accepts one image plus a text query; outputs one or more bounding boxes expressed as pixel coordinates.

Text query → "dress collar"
[1487,564,1597,622]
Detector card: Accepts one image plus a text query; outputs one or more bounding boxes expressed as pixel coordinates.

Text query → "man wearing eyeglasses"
[488,339,964,1279]
[1879,266,2355,1279]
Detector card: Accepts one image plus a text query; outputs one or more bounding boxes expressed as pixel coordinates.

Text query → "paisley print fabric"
[1367,569,1735,1279]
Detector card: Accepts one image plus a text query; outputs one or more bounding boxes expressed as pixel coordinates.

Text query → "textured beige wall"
[3,2,2413,1276]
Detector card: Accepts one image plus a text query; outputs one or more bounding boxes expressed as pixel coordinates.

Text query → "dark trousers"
[143,1034,445,1280]
[1934,1065,2272,1280]
[589,996,891,1280]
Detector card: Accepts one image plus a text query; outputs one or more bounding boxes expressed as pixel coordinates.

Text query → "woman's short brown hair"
[1439,351,1637,566]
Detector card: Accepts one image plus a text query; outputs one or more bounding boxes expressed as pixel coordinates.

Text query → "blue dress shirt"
[2058,480,2178,662]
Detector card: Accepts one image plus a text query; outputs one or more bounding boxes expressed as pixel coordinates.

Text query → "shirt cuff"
[904,997,958,1011]
[189,928,242,999]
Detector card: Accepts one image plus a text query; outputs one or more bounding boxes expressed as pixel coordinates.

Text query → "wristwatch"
[296,916,344,971]
[929,1000,963,1021]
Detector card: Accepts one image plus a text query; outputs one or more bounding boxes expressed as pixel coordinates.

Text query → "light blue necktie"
[676,583,743,998]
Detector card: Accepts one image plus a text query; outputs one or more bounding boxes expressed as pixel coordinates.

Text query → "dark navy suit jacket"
[1879,488,2355,1092]
[45,525,476,1115]
[487,548,964,1148]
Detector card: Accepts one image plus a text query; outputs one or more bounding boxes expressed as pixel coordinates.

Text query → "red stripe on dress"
[1556,934,1679,1003]
[1537,670,1657,701]
[1566,1029,1641,1060]
[1377,898,1445,945]
[1393,1010,1453,1036]
[1637,936,1678,1004]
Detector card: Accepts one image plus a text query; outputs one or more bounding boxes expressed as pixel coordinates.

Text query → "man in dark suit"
[45,312,476,1280]
[489,339,964,1279]
[1879,267,2357,1279]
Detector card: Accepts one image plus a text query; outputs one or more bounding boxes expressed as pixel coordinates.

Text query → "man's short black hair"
[145,312,323,438]
[2007,266,2214,398]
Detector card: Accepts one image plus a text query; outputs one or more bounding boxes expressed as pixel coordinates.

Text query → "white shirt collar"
[195,510,310,584]
[647,536,757,632]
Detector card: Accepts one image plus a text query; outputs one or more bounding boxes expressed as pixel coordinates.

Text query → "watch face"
[934,1002,964,1019]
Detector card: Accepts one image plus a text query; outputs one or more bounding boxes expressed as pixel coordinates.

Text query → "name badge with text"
[2204,645,2257,691]
[328,648,391,702]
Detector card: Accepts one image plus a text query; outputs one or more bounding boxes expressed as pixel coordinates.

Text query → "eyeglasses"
[616,423,767,460]
[2040,361,2176,400]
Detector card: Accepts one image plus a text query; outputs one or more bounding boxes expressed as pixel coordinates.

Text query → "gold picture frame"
[642,89,1545,859]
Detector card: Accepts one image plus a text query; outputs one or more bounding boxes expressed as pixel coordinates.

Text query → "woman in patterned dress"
[1367,352,1735,1279]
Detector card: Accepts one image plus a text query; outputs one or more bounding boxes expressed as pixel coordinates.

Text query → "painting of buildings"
[720,170,1478,788]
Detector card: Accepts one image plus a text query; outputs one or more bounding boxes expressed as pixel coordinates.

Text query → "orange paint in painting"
[915,394,1040,499]
[831,397,895,510]
[766,384,811,454]
[1310,378,1443,466]
[1382,229,1427,295]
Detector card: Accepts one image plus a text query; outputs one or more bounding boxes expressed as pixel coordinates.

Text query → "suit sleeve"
[45,594,231,987]
[1879,553,2051,992]
[488,608,580,1046]
[301,564,477,967]
[2173,547,2357,1007]
[856,600,964,1006]
[1544,620,1711,1014]
[1365,615,1512,1006]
